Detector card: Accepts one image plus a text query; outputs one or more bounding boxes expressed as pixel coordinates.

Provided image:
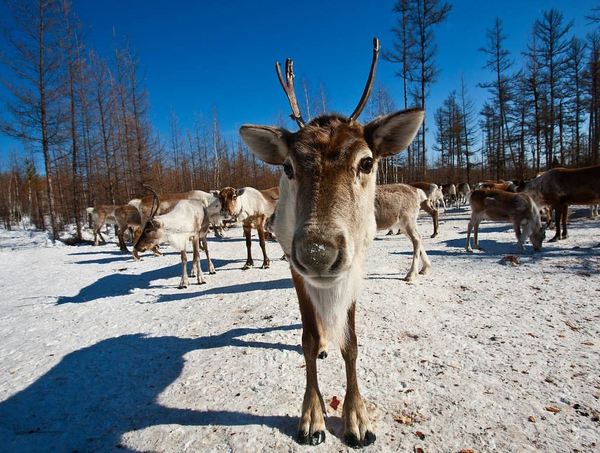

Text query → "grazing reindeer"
[375,184,431,281]
[87,204,142,251]
[442,183,458,208]
[457,182,471,205]
[239,38,424,447]
[133,189,222,288]
[466,189,545,253]
[409,182,441,236]
[524,165,600,242]
[133,189,225,272]
[218,186,279,270]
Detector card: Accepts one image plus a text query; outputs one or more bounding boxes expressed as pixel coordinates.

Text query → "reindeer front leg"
[549,205,561,242]
[202,237,216,274]
[257,219,271,269]
[242,223,254,270]
[466,219,474,252]
[342,302,375,447]
[179,250,189,289]
[292,270,326,445]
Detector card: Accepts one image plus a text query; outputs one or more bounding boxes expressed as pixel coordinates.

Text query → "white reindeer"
[133,193,222,288]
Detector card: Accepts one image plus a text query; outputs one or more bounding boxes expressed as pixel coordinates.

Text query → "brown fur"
[88,204,141,251]
[409,181,440,237]
[525,165,600,242]
[375,184,431,281]
[466,189,545,252]
[220,186,279,270]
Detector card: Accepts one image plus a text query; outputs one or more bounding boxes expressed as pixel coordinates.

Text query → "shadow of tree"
[0,324,302,452]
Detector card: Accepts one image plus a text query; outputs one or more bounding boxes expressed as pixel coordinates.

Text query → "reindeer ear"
[364,109,424,158]
[239,125,291,165]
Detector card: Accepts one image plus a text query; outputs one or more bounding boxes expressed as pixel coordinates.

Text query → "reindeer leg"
[561,205,568,239]
[152,245,162,256]
[242,223,254,270]
[421,201,439,238]
[342,302,375,447]
[195,238,206,284]
[117,227,128,252]
[292,270,326,446]
[549,205,561,242]
[514,222,524,252]
[93,229,99,246]
[179,250,189,289]
[474,220,481,250]
[404,224,421,282]
[191,237,199,278]
[203,237,216,274]
[466,219,473,252]
[258,221,270,269]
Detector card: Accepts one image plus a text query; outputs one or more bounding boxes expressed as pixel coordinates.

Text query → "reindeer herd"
[83,39,600,449]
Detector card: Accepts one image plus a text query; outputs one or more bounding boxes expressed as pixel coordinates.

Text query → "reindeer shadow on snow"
[56,257,241,305]
[0,325,302,452]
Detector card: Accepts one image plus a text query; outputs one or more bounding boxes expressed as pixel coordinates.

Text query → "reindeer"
[408,182,441,236]
[442,183,458,208]
[466,189,545,253]
[86,204,142,251]
[375,184,431,281]
[457,182,471,205]
[524,165,600,242]
[219,186,279,270]
[239,38,424,447]
[133,190,219,288]
[132,189,226,273]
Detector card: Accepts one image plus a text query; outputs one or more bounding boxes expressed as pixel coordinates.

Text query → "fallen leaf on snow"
[545,406,561,414]
[528,416,536,423]
[458,449,476,453]
[394,414,413,425]
[564,320,580,331]
[415,431,426,440]
[329,396,341,411]
[499,255,519,266]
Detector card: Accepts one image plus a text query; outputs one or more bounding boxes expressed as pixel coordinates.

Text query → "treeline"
[0,0,279,240]
[2,1,600,239]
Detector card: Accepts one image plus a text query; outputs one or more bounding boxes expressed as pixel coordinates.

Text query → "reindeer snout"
[292,230,346,277]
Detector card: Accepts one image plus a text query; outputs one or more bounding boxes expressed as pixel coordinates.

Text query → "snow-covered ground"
[0,206,598,452]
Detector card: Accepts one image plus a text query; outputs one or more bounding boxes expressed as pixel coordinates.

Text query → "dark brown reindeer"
[239,39,423,447]
[525,165,600,242]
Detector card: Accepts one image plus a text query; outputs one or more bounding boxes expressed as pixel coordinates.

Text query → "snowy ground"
[0,206,599,452]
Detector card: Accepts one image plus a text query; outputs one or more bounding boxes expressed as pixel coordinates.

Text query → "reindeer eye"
[283,162,294,179]
[358,157,373,174]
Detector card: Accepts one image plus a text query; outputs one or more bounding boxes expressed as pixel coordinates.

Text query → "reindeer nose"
[292,231,345,275]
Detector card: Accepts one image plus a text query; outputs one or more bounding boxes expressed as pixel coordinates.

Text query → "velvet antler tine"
[349,37,380,122]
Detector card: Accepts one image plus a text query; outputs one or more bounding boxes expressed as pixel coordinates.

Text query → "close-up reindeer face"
[133,219,164,253]
[240,40,424,287]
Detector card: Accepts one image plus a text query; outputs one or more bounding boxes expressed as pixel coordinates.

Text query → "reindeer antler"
[349,37,380,123]
[143,184,160,220]
[275,58,306,128]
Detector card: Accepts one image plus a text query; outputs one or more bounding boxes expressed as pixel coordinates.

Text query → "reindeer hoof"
[298,430,325,445]
[430,233,438,238]
[198,280,206,285]
[261,263,270,269]
[344,431,376,448]
[242,264,253,271]
[318,350,328,360]
[178,285,188,289]
[209,269,216,275]
[548,237,558,243]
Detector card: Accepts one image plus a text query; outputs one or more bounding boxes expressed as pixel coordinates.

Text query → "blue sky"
[1,0,598,167]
